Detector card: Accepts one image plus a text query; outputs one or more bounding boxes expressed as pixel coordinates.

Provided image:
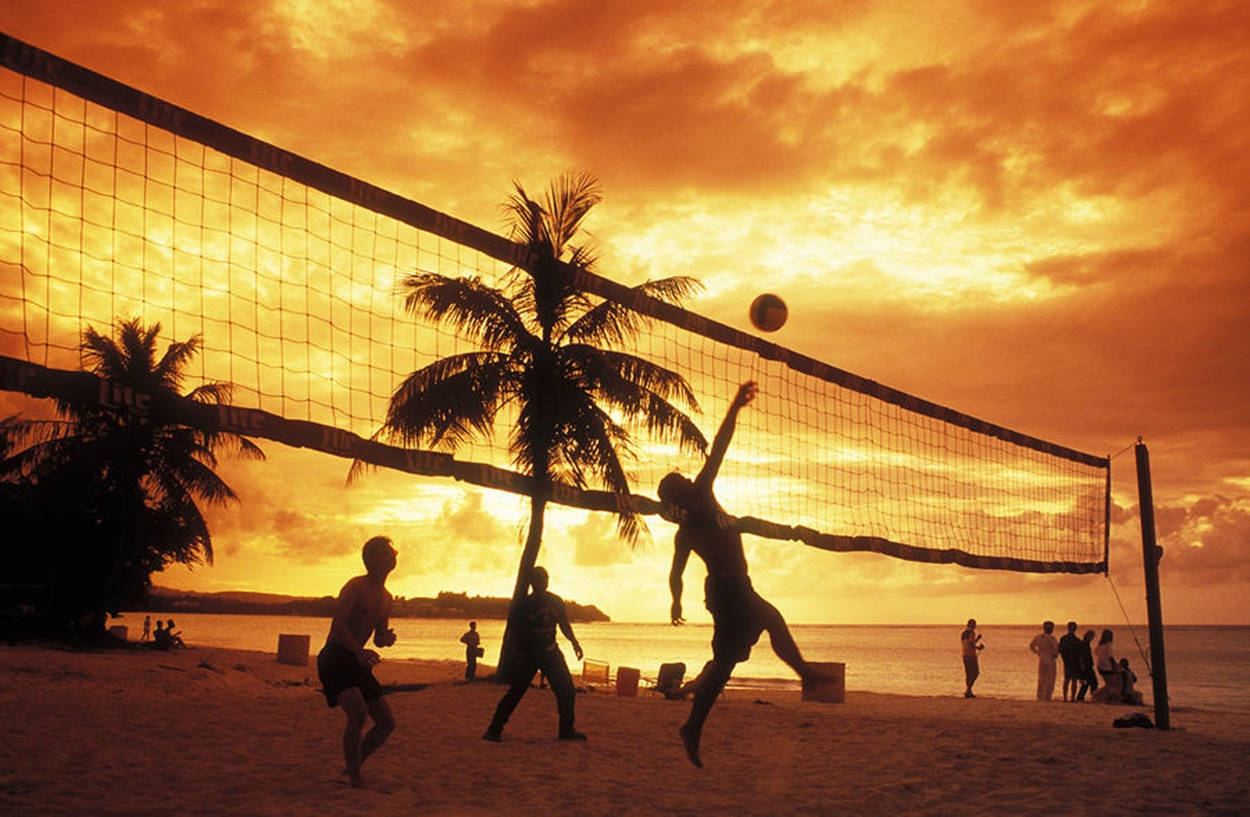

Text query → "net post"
[1134,439,1170,730]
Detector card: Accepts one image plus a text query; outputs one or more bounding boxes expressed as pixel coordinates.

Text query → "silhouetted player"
[482,566,587,742]
[316,535,398,788]
[658,381,826,768]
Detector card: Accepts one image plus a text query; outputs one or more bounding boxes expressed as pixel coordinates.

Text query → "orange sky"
[2,1,1248,625]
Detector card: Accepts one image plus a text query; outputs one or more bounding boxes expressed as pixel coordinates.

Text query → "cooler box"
[801,661,845,703]
[276,633,310,666]
[615,666,640,697]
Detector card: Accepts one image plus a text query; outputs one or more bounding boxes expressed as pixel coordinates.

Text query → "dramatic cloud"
[2,1,1246,622]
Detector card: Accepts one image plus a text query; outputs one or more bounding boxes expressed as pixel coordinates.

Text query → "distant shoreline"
[145,585,611,623]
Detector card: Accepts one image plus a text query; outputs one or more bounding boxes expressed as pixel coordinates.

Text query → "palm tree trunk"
[494,492,547,682]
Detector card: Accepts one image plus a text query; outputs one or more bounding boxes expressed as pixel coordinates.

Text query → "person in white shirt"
[1028,620,1060,701]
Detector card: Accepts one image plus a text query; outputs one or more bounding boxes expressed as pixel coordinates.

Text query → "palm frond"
[382,352,516,450]
[503,181,544,248]
[398,272,528,351]
[548,391,647,547]
[159,452,240,509]
[0,416,77,450]
[154,335,202,391]
[562,345,707,456]
[543,172,602,255]
[564,275,702,346]
[81,323,130,381]
[185,381,232,405]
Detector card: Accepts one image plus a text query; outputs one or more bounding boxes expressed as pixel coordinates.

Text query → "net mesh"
[0,34,1108,574]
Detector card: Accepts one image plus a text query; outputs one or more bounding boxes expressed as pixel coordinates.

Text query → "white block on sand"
[276,633,310,666]
[616,666,640,697]
[802,661,845,703]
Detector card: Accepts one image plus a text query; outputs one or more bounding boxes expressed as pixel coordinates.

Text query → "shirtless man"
[316,535,399,788]
[659,381,824,768]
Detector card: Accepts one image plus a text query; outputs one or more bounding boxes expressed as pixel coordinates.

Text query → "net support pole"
[1134,439,1170,729]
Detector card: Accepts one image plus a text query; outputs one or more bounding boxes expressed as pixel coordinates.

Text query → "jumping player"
[659,380,827,767]
[317,535,399,788]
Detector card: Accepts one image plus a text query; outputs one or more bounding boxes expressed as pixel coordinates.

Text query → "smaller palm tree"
[1,318,264,633]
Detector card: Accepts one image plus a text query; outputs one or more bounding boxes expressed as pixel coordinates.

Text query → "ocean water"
[120,612,1250,713]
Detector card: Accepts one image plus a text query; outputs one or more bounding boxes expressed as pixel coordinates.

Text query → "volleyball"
[748,293,788,332]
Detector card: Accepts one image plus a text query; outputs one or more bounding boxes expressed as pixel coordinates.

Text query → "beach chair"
[582,659,610,686]
[649,662,687,699]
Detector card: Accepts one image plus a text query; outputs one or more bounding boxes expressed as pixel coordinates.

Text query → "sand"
[1,643,1248,817]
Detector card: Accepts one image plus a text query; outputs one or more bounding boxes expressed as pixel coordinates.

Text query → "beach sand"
[2,643,1247,817]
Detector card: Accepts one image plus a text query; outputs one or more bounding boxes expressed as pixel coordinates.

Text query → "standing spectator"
[1028,620,1060,701]
[460,621,482,680]
[140,615,152,643]
[1058,621,1084,702]
[960,618,984,698]
[1076,629,1099,701]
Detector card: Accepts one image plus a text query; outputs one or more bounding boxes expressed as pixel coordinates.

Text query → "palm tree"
[0,318,264,634]
[357,173,708,676]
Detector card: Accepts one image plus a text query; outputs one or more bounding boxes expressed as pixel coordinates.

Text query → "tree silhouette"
[354,173,707,675]
[0,318,264,636]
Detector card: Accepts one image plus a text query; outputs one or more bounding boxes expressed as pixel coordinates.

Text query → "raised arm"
[695,381,757,489]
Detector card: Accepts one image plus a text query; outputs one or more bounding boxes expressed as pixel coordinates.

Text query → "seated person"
[152,620,171,650]
[1118,658,1144,706]
[1091,667,1123,703]
[165,619,186,649]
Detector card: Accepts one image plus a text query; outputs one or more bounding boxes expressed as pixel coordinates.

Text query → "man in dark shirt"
[482,566,586,742]
[1058,620,1084,702]
[660,381,826,768]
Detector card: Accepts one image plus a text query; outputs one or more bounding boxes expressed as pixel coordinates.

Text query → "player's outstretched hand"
[735,381,758,407]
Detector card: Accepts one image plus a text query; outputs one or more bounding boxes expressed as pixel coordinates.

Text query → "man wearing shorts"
[317,535,398,788]
[659,381,826,768]
[1058,620,1084,702]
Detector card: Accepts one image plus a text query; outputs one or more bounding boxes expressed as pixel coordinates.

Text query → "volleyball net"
[0,33,1109,574]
